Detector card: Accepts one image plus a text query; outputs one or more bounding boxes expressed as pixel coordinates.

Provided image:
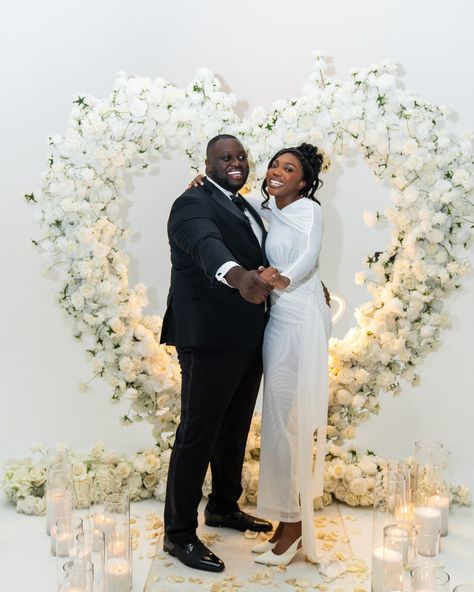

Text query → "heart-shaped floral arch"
[28,53,473,507]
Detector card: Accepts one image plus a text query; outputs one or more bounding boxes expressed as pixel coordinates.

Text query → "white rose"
[349,477,368,496]
[344,465,362,482]
[72,462,87,481]
[358,457,378,475]
[329,460,346,480]
[335,389,353,405]
[116,462,132,480]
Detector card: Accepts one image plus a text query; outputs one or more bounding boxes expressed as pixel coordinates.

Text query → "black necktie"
[231,194,246,213]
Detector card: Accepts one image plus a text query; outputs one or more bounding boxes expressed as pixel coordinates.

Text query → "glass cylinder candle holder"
[104,493,130,536]
[412,528,441,566]
[92,497,117,547]
[73,478,93,511]
[410,565,450,591]
[52,517,83,557]
[427,480,450,537]
[62,558,94,592]
[414,440,444,501]
[372,470,408,550]
[47,466,73,536]
[391,460,416,525]
[76,530,105,592]
[52,519,75,558]
[105,533,131,592]
[371,524,407,592]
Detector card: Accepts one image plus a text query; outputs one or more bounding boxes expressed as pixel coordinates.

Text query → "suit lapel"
[204,178,247,223]
[203,178,267,256]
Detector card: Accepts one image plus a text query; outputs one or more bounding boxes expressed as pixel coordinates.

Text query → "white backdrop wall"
[1,0,473,490]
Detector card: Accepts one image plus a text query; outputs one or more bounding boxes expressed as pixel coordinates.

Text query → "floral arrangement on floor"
[2,440,470,516]
[18,52,473,508]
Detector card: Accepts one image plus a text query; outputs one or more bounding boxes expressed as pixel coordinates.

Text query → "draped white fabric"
[246,196,331,563]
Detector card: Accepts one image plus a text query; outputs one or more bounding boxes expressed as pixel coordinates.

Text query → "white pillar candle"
[414,506,441,533]
[105,558,130,592]
[428,494,449,536]
[46,488,72,535]
[371,546,403,592]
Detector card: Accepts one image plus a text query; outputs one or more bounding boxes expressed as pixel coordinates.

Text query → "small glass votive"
[413,528,441,563]
[453,585,474,592]
[410,565,450,591]
[62,558,94,591]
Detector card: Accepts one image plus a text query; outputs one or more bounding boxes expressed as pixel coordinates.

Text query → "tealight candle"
[371,546,403,592]
[428,494,449,536]
[105,558,130,592]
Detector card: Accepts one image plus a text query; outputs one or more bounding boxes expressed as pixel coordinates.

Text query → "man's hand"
[225,267,273,304]
[258,266,290,290]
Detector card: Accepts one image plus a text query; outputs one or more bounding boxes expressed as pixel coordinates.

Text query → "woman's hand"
[188,174,205,188]
[258,266,290,290]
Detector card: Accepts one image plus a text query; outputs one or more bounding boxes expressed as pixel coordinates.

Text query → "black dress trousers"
[164,344,263,544]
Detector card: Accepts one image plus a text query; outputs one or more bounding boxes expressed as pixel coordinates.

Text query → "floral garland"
[3,442,471,516]
[20,53,473,508]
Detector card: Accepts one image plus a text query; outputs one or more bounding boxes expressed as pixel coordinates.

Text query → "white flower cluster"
[1,443,171,515]
[26,54,473,506]
[2,440,470,515]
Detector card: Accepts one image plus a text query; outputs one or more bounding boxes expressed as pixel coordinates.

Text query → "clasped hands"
[225,266,289,304]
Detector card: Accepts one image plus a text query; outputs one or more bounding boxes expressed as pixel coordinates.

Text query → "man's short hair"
[206,134,239,158]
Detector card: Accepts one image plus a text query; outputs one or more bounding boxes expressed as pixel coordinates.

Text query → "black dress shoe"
[204,509,272,533]
[163,535,225,572]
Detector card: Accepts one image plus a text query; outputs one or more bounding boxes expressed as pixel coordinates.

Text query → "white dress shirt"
[206,177,263,286]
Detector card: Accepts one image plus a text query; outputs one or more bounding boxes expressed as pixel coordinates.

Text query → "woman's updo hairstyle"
[261,142,324,207]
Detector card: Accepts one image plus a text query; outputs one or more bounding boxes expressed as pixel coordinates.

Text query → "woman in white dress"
[191,143,331,566]
[246,144,331,566]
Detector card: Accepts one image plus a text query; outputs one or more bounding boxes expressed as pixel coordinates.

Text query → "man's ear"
[205,159,210,175]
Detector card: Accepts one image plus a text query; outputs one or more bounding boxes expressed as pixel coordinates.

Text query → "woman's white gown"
[246,194,331,563]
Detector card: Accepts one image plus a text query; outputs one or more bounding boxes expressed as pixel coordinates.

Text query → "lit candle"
[93,513,116,539]
[46,488,72,535]
[396,503,414,525]
[50,524,73,556]
[428,494,449,536]
[371,546,403,592]
[105,558,130,592]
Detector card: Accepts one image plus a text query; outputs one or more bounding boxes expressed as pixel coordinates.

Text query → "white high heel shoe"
[254,536,302,566]
[251,539,276,553]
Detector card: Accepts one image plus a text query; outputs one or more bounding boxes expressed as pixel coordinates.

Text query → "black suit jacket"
[160,178,268,350]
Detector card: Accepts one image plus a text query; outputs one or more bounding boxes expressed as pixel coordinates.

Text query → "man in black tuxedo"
[160,134,273,572]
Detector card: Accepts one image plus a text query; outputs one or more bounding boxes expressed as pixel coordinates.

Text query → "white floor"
[0,497,473,591]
